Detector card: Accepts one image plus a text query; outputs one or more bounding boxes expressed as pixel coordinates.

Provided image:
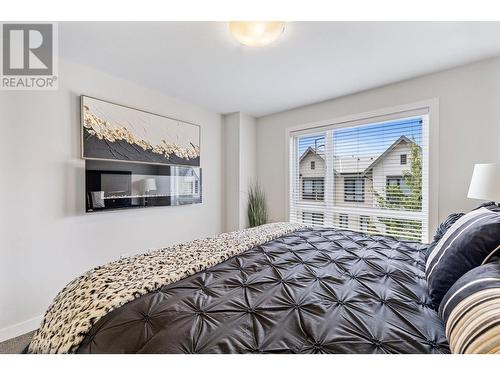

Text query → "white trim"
[292,203,427,221]
[284,98,439,242]
[0,315,42,342]
[285,100,436,134]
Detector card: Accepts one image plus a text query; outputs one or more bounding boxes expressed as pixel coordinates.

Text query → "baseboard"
[0,316,42,342]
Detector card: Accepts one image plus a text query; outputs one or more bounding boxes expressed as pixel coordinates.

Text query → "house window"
[339,214,348,229]
[386,176,402,204]
[344,178,364,202]
[387,176,403,187]
[290,112,428,241]
[360,216,369,231]
[310,161,315,170]
[302,178,324,200]
[386,176,411,204]
[302,212,324,226]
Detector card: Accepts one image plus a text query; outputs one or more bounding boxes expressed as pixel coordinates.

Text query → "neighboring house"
[298,136,417,230]
[299,147,326,201]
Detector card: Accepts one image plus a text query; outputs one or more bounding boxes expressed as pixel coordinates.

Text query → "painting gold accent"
[83,105,200,161]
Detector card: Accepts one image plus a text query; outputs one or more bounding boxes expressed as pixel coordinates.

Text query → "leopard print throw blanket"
[28,222,304,354]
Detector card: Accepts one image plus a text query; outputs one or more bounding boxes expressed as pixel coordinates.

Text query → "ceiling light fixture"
[229,21,286,47]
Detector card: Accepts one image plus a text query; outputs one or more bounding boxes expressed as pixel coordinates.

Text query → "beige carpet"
[0,331,35,354]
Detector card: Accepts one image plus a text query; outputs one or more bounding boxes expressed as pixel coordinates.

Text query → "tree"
[372,141,422,240]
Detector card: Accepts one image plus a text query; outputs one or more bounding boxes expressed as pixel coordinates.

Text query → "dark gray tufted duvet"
[77,227,450,354]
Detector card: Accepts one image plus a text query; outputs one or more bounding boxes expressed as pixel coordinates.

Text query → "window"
[386,176,402,187]
[360,216,369,231]
[386,175,403,204]
[302,212,324,226]
[386,176,411,204]
[290,111,428,242]
[302,177,324,200]
[339,214,348,228]
[344,178,364,202]
[310,161,316,170]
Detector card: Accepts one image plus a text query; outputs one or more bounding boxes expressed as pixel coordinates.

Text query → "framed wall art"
[81,96,200,166]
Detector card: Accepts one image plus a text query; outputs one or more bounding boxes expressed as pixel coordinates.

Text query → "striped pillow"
[438,262,500,353]
[426,206,500,307]
[425,212,464,262]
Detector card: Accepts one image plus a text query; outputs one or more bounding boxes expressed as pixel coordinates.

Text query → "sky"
[298,117,423,158]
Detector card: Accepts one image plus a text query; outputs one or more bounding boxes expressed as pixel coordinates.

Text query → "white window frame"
[285,99,439,243]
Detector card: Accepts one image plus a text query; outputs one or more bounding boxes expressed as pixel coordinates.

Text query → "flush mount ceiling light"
[229,21,286,47]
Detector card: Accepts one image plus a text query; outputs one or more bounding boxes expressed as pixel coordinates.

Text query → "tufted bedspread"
[76,227,449,354]
[28,222,302,353]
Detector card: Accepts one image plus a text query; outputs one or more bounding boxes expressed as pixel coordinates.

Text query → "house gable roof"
[362,135,415,175]
[299,147,325,163]
[298,135,418,176]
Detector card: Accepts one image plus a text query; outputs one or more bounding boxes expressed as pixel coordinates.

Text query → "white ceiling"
[60,22,500,117]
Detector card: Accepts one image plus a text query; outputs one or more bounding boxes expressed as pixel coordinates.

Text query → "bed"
[61,226,449,354]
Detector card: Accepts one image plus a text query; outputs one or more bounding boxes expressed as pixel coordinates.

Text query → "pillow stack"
[425,203,500,353]
[426,205,500,306]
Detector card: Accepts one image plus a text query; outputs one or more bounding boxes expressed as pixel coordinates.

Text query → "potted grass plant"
[247,183,268,227]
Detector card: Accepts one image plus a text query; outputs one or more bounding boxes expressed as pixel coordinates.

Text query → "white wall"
[0,59,223,340]
[257,56,500,228]
[222,112,257,231]
[238,113,257,229]
[223,113,241,232]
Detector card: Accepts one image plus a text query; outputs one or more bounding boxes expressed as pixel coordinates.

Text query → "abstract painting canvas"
[81,96,200,166]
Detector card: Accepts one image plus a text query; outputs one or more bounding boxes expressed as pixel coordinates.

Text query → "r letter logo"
[1,23,58,90]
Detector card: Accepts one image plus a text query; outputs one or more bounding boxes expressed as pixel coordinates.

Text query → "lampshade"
[229,22,285,47]
[467,163,500,201]
[142,178,157,193]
